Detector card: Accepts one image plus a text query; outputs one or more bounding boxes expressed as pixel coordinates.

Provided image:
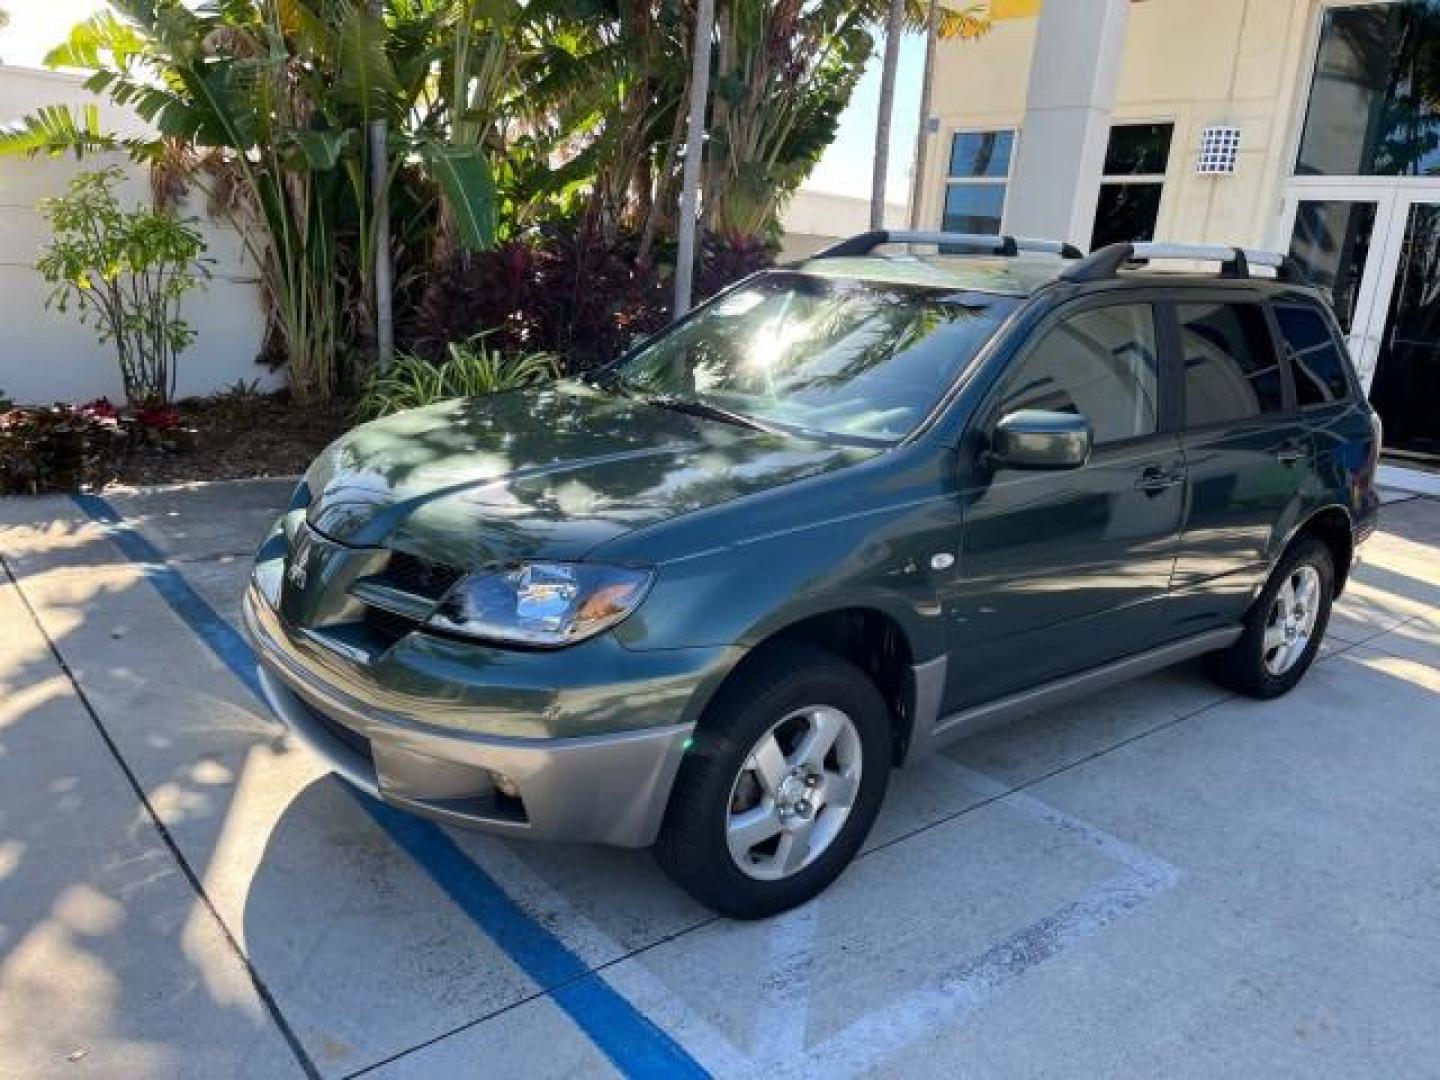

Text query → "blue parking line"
[72,493,708,1079]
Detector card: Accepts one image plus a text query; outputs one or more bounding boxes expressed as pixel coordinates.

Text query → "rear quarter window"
[1178,302,1285,426]
[1273,304,1353,407]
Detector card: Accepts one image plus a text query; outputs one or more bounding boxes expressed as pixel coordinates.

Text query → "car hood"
[302,381,877,568]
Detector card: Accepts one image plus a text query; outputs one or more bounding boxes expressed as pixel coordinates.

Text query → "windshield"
[613,272,1017,443]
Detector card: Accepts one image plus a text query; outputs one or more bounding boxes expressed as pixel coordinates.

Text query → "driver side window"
[995,304,1159,446]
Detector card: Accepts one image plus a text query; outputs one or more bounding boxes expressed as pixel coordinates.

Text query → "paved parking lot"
[2,479,1438,1079]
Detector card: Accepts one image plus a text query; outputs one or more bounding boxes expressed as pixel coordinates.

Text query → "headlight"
[426,562,653,647]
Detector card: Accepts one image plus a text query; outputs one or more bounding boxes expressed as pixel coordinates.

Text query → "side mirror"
[990,409,1092,470]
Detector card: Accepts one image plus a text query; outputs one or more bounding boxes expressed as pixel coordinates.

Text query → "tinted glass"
[1286,199,1377,332]
[1370,202,1440,461]
[1179,303,1285,425]
[942,184,1006,234]
[1275,306,1352,407]
[996,305,1159,446]
[1091,182,1163,249]
[948,131,1014,178]
[1296,2,1440,176]
[1103,123,1174,175]
[617,273,1016,443]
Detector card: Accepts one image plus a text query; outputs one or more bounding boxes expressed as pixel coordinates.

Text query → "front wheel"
[1207,535,1335,699]
[655,644,891,919]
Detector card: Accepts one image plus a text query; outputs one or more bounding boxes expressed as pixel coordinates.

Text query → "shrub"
[357,338,559,419]
[0,400,127,494]
[37,167,209,407]
[414,224,773,375]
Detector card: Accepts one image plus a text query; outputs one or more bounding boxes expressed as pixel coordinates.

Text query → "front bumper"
[242,583,707,847]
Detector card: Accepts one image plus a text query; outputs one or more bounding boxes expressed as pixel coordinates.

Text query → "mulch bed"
[107,393,355,488]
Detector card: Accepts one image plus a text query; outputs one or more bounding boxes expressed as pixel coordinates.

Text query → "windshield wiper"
[641,393,784,435]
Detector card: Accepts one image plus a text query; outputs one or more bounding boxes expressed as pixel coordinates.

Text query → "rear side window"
[995,303,1159,445]
[1178,302,1285,426]
[1274,305,1352,406]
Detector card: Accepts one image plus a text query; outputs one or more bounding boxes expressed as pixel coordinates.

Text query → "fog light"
[490,771,521,800]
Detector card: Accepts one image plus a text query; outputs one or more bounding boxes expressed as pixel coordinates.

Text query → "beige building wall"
[917,0,1331,251]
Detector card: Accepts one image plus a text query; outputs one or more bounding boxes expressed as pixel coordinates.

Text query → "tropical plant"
[702,1,872,244]
[1,0,499,402]
[1,0,894,402]
[37,167,208,406]
[356,336,558,418]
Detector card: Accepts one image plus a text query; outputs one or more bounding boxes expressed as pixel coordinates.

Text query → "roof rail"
[1060,241,1309,284]
[813,230,1084,260]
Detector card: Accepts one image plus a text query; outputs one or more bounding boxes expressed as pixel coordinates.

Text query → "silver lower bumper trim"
[245,589,692,848]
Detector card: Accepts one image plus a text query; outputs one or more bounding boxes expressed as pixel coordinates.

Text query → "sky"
[0,2,922,205]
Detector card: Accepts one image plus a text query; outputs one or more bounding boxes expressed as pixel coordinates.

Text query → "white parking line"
[440,760,1182,1078]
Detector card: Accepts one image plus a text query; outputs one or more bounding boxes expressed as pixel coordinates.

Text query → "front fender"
[610,497,955,664]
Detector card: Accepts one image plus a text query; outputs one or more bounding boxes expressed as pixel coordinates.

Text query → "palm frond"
[0,105,134,159]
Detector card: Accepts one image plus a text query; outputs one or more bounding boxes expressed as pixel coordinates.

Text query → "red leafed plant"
[0,402,127,494]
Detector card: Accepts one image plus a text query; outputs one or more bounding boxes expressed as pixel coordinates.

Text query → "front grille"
[364,604,421,645]
[347,549,465,648]
[381,551,464,600]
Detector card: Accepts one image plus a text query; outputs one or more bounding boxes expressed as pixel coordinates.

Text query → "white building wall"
[780,189,908,260]
[918,0,1325,252]
[0,66,274,406]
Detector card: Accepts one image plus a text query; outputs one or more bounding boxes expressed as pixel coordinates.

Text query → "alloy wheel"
[1262,564,1322,676]
[725,705,864,881]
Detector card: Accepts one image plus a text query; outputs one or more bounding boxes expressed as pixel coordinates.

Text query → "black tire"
[655,642,892,919]
[1206,535,1335,699]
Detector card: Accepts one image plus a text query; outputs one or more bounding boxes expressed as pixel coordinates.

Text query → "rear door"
[945,298,1185,711]
[1165,294,1310,635]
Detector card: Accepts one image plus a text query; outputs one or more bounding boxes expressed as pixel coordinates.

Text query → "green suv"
[244,233,1381,918]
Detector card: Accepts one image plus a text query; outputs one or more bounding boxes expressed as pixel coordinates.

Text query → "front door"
[945,300,1184,712]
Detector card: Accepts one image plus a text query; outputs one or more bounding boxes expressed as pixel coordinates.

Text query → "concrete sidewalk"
[1,479,1437,1079]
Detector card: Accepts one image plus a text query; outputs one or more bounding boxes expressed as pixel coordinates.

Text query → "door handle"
[1275,443,1305,466]
[1135,467,1183,494]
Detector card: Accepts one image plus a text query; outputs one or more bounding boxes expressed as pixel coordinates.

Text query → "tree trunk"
[674,0,716,318]
[909,0,940,229]
[871,0,906,231]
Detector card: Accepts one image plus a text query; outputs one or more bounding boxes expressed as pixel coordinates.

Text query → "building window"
[1297,1,1440,177]
[942,130,1014,234]
[1091,122,1173,250]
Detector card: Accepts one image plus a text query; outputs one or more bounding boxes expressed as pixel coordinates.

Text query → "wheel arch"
[1291,503,1355,597]
[694,606,929,767]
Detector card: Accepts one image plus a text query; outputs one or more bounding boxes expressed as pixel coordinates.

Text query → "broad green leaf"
[420,143,497,251]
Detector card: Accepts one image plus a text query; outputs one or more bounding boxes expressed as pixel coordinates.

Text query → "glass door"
[1365,195,1440,466]
[1280,186,1398,386]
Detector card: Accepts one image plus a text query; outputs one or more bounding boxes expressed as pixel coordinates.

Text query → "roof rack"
[813,230,1085,260]
[1060,241,1309,284]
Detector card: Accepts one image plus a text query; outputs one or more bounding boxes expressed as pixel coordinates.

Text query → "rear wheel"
[1207,535,1334,699]
[655,644,891,918]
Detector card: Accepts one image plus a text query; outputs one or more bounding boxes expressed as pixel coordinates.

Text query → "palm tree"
[872,2,991,233]
[871,0,906,230]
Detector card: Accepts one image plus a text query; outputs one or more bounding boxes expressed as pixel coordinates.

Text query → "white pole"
[370,0,394,368]
[673,0,715,318]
